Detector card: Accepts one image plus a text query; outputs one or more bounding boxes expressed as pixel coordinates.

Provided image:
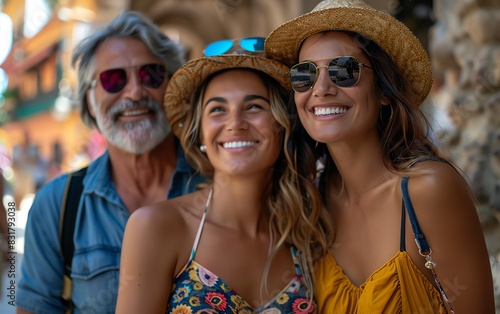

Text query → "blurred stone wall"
[430,0,500,309]
[129,0,390,60]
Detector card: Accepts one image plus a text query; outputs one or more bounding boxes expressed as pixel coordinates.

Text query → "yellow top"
[314,251,448,313]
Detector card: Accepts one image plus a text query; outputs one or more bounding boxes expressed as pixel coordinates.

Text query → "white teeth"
[122,109,148,116]
[314,107,347,116]
[222,141,257,149]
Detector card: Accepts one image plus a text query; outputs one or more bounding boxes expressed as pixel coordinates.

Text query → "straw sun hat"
[265,0,433,105]
[164,54,291,138]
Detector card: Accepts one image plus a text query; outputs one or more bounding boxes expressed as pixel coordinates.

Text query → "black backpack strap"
[59,166,87,313]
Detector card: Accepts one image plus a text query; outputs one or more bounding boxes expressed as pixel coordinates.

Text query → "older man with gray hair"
[17,11,204,314]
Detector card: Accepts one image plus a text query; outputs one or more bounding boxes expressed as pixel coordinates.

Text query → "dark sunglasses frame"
[92,63,167,93]
[203,37,265,57]
[290,56,372,93]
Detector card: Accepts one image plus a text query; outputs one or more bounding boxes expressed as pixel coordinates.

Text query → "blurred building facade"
[0,0,498,309]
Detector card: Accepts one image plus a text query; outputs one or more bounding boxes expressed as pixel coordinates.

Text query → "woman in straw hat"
[266,0,495,313]
[115,38,332,313]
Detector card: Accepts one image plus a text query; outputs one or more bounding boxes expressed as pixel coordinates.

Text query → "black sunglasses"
[290,56,372,93]
[92,63,167,93]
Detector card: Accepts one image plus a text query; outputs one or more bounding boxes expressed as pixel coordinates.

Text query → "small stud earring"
[200,145,206,152]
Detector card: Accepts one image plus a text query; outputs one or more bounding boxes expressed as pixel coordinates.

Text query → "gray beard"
[91,97,171,154]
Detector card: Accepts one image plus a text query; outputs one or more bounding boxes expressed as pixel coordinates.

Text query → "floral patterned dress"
[166,190,315,314]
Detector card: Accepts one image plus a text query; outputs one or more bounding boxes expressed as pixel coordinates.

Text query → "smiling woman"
[115,40,333,314]
[265,0,496,313]
[199,70,281,177]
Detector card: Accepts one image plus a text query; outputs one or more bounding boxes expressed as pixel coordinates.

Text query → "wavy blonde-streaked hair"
[181,68,333,302]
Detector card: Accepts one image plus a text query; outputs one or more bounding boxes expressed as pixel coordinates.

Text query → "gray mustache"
[109,98,162,120]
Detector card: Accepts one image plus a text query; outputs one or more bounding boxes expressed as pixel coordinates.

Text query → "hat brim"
[265,6,433,105]
[165,55,291,139]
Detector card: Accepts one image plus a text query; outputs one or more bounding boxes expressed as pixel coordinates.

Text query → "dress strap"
[401,177,430,253]
[290,246,302,276]
[399,201,406,251]
[401,175,455,313]
[400,156,446,253]
[189,188,214,261]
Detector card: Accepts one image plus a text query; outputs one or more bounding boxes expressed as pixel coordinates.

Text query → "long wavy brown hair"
[289,31,449,202]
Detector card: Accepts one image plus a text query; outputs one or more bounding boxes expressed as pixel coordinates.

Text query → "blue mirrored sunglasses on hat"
[203,37,265,57]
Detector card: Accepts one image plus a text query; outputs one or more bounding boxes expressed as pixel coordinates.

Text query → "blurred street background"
[0,0,499,312]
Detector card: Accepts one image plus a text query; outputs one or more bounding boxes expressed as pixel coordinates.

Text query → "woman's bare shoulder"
[403,159,484,256]
[407,160,473,214]
[404,160,494,312]
[118,192,210,313]
[127,190,208,241]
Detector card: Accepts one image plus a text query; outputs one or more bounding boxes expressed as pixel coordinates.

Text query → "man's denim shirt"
[17,146,204,314]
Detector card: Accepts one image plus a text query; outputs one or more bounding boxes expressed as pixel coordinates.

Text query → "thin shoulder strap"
[401,176,430,254]
[399,202,406,251]
[401,171,455,313]
[290,246,302,276]
[400,156,447,253]
[189,188,213,261]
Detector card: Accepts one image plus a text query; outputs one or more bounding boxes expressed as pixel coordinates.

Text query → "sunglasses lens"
[139,64,166,88]
[100,69,126,93]
[98,64,166,93]
[239,37,264,52]
[290,62,316,92]
[290,57,363,92]
[330,57,360,87]
[204,39,233,56]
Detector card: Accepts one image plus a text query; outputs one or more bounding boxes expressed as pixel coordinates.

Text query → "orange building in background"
[0,0,104,177]
[0,0,106,202]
